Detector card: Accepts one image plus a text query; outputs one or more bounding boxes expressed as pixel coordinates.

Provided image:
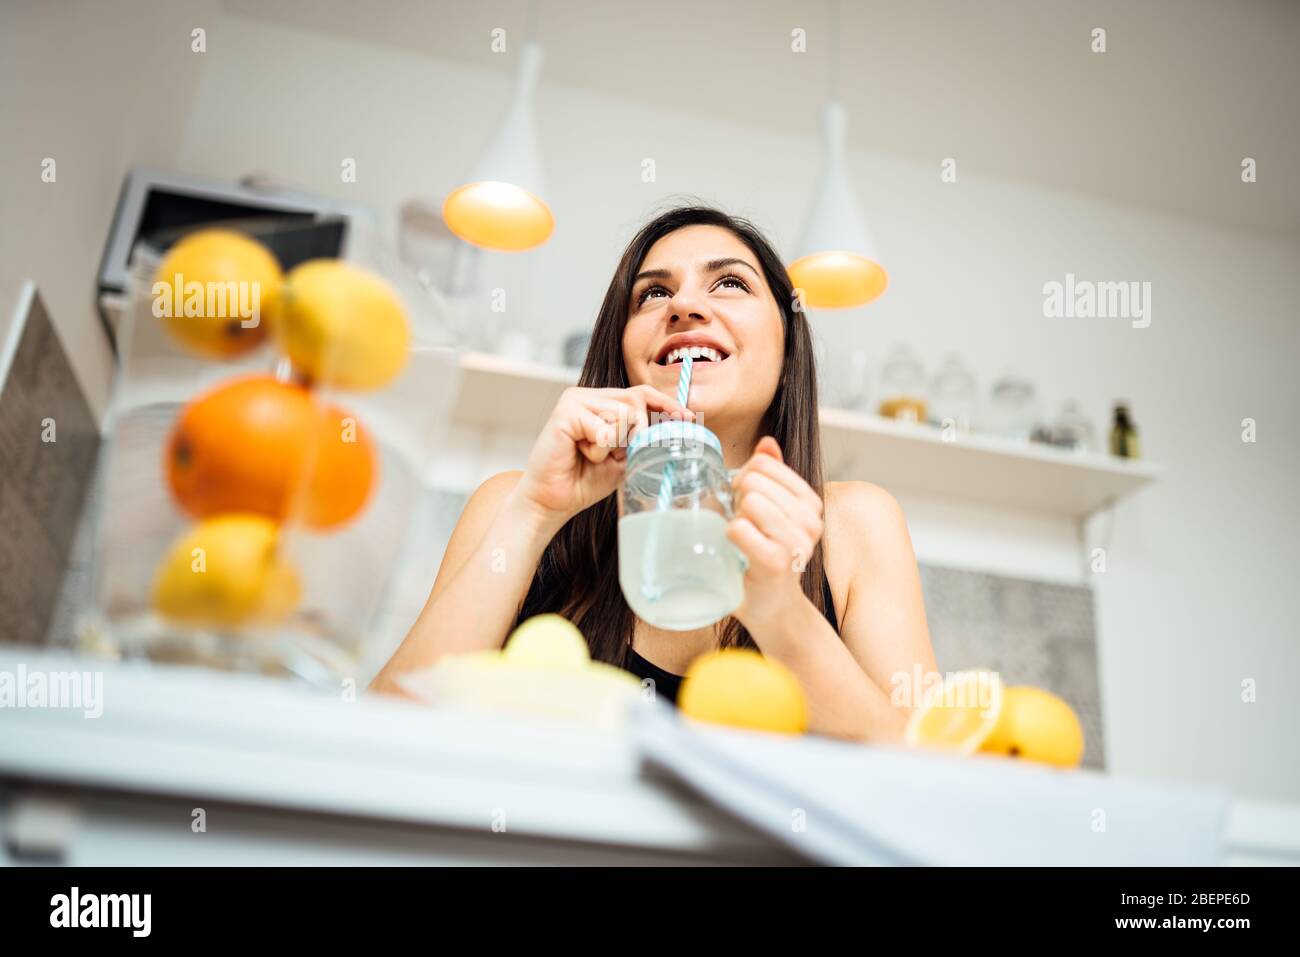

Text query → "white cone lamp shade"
[789,102,888,308]
[443,42,553,251]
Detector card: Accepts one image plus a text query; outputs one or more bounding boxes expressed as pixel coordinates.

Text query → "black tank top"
[624,575,839,706]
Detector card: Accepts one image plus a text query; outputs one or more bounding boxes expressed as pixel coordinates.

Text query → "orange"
[166,375,376,529]
[152,229,283,358]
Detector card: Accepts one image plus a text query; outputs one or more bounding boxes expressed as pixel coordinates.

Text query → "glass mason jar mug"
[617,421,748,631]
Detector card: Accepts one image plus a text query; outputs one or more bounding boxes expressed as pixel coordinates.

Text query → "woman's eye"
[637,285,670,305]
[715,275,750,293]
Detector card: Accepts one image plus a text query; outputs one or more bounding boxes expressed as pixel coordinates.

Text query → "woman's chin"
[642,362,746,427]
[675,388,728,427]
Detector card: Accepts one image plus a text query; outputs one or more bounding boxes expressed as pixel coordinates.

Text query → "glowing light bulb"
[789,251,888,309]
[442,181,554,251]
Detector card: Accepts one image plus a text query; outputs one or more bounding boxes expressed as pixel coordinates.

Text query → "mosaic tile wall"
[0,292,100,647]
[919,564,1106,769]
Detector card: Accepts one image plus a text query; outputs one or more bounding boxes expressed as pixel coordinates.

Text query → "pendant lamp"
[442,34,553,252]
[788,3,887,308]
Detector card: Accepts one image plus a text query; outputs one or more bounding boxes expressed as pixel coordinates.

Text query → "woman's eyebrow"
[633,268,672,283]
[702,257,761,279]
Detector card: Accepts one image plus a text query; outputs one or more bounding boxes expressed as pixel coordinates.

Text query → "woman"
[372,205,936,742]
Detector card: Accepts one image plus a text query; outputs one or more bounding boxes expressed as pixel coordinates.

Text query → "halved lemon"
[904,669,1004,754]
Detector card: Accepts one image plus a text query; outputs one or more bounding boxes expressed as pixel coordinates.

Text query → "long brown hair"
[512,205,828,665]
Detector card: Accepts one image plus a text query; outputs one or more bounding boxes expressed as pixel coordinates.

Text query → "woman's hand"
[727,436,825,626]
[510,384,695,531]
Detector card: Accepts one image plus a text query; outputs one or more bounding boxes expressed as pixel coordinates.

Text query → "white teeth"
[664,345,724,364]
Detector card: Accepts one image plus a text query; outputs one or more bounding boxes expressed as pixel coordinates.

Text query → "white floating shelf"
[450,352,1158,519]
[819,407,1158,518]
[453,350,578,432]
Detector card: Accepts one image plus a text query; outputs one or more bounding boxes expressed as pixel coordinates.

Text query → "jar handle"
[719,467,742,513]
[722,467,751,574]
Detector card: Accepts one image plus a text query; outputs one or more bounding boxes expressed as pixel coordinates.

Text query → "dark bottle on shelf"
[1109,402,1141,459]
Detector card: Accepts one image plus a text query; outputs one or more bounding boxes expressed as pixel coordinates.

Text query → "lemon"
[678,649,808,734]
[503,614,591,670]
[904,669,1004,754]
[981,686,1085,768]
[152,514,299,627]
[153,229,282,358]
[270,259,410,389]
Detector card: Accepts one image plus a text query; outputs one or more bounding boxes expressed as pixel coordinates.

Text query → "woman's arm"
[370,384,694,697]
[761,481,936,742]
[368,471,558,696]
[727,441,937,742]
[826,480,937,713]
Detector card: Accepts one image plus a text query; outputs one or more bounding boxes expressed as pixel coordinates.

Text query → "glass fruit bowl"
[78,226,461,690]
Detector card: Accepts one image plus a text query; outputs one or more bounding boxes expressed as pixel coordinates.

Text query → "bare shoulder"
[426,470,524,604]
[819,482,909,617]
[823,480,914,565]
[452,470,524,545]
[825,480,907,532]
[472,469,523,506]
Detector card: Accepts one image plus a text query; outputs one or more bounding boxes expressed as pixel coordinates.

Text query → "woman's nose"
[667,287,711,324]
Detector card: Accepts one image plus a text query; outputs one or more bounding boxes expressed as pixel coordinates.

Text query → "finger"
[735,454,823,515]
[754,435,783,462]
[599,387,692,445]
[579,396,641,450]
[562,388,646,434]
[591,451,626,485]
[573,409,619,463]
[726,516,787,573]
[610,392,651,441]
[736,470,822,541]
[623,384,697,421]
[575,393,651,450]
[738,488,807,555]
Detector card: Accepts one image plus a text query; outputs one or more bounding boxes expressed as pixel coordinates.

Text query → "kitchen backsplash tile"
[920,564,1106,769]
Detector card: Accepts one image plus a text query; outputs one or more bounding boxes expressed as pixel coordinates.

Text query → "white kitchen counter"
[0,649,1295,866]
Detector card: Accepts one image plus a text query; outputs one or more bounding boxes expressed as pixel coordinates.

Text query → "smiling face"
[622,224,785,434]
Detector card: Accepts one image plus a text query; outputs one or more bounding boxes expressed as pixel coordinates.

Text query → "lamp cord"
[526,0,540,44]
[828,0,841,101]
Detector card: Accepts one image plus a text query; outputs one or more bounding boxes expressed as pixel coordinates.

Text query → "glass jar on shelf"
[877,343,927,423]
[986,375,1042,443]
[839,348,872,412]
[928,354,978,436]
[1050,399,1096,453]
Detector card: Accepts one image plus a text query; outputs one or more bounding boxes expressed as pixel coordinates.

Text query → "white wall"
[0,0,218,419]
[162,12,1299,802]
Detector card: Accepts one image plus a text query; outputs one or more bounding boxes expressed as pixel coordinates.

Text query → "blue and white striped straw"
[676,353,694,406]
[656,354,693,510]
[641,355,692,603]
